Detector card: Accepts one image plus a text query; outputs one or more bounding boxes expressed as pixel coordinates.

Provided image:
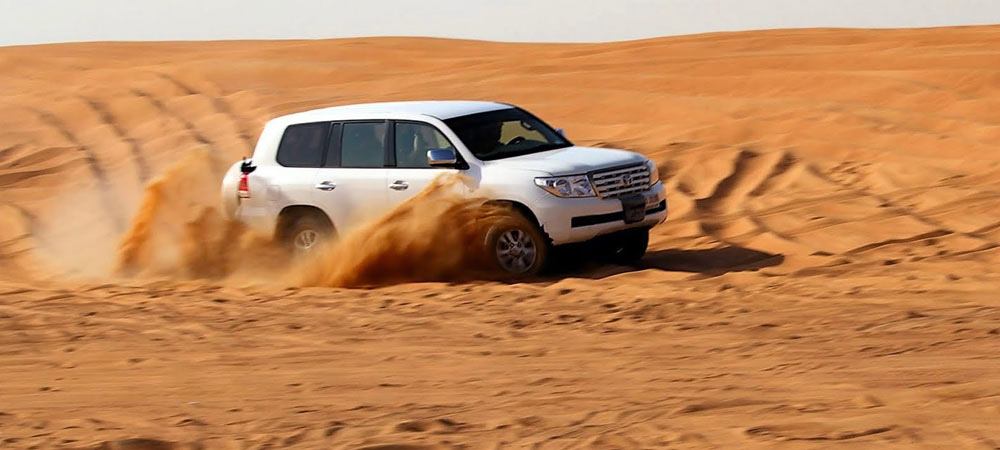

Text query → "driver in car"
[465,121,504,156]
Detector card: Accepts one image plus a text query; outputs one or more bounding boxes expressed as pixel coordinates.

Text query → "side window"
[276,122,328,168]
[340,122,386,168]
[394,122,454,168]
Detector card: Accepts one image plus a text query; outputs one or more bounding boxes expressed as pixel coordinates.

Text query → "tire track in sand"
[691,149,823,255]
[154,72,255,151]
[25,108,124,232]
[807,165,1000,251]
[78,96,152,183]
[128,87,224,174]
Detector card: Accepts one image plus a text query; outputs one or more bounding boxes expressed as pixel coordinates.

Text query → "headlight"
[534,175,595,198]
[647,159,661,187]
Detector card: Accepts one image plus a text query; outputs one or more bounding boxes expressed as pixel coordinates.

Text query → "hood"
[482,146,647,175]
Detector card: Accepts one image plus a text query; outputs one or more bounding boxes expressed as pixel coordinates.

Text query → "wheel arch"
[484,199,551,245]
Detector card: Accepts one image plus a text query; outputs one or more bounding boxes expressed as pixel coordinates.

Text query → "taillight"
[237,158,256,200]
[238,172,250,199]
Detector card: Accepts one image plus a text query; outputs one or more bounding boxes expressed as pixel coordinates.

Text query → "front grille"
[590,163,650,198]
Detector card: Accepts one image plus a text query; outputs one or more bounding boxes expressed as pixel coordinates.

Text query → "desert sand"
[1,26,1000,448]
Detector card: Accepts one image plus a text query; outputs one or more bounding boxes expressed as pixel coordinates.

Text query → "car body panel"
[383,167,463,211]
[311,167,389,231]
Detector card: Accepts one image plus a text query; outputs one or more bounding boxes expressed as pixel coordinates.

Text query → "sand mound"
[1,26,1000,448]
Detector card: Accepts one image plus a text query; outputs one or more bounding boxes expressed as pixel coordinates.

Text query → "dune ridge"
[1,26,999,448]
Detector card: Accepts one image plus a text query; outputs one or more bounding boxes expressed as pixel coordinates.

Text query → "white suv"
[222,101,667,274]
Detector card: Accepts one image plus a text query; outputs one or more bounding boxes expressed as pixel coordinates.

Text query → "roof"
[276,100,513,123]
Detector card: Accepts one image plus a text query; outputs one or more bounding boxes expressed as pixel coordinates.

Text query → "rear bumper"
[233,204,279,237]
[534,182,667,245]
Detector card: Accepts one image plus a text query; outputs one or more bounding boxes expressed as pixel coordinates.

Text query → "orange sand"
[1,26,1000,448]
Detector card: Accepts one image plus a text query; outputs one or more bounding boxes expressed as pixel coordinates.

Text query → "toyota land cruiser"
[221,101,667,274]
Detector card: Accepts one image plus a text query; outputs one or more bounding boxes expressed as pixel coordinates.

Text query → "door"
[311,121,390,232]
[256,122,328,232]
[384,121,462,210]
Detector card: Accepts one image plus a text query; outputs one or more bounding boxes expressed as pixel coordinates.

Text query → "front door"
[384,121,462,210]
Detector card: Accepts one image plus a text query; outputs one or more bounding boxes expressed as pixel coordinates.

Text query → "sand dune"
[1,26,1000,448]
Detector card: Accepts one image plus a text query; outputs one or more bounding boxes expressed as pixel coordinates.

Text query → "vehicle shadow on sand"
[637,246,785,274]
[545,244,785,279]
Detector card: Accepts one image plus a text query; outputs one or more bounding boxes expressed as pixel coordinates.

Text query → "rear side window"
[276,122,329,167]
[340,122,386,168]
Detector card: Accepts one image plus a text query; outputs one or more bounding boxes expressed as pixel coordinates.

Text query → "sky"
[2,0,1000,47]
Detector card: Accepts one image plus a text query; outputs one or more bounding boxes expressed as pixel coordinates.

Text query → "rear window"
[276,122,329,167]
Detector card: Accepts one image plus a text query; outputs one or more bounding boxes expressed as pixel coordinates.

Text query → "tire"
[285,213,334,256]
[598,227,649,265]
[484,213,550,276]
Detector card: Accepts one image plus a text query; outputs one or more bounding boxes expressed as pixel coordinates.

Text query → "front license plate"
[645,192,660,209]
[620,194,646,224]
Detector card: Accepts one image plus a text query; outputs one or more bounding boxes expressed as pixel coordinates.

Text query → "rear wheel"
[284,214,334,255]
[597,227,649,264]
[485,213,549,275]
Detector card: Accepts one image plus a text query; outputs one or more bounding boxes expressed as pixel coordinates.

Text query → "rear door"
[311,121,390,232]
[384,120,462,209]
[253,122,328,231]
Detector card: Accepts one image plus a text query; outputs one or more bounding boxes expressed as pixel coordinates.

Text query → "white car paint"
[221,101,667,246]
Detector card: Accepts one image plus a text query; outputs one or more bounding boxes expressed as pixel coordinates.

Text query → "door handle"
[389,180,409,191]
[315,181,336,191]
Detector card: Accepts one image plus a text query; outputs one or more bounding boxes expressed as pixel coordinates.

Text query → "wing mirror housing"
[427,148,458,166]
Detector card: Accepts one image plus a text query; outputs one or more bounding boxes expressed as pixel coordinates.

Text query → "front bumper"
[534,182,667,245]
[571,200,666,228]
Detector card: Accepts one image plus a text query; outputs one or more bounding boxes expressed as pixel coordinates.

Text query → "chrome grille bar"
[590,163,650,198]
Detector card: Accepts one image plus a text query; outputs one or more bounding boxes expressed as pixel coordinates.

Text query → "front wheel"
[484,214,549,276]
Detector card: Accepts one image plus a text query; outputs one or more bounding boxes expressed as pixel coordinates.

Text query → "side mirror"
[556,128,566,138]
[427,148,458,166]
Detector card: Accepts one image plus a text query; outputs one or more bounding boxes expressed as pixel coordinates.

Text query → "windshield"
[444,107,572,161]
